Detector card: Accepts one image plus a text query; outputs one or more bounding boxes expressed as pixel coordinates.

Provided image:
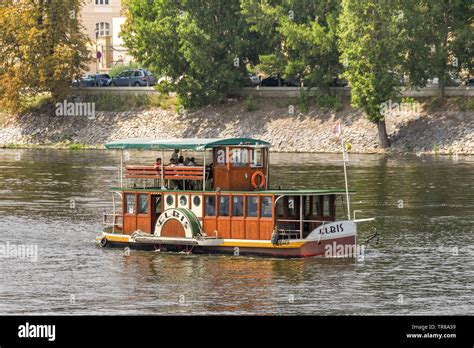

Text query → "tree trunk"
[377,119,391,148]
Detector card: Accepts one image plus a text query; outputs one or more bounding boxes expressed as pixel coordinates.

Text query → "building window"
[261,196,273,218]
[95,22,110,36]
[125,194,135,215]
[232,195,244,217]
[138,194,149,214]
[246,196,258,217]
[219,195,230,217]
[95,0,110,5]
[205,195,216,216]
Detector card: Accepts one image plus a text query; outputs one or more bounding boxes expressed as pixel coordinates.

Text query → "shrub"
[315,93,343,112]
[244,95,257,112]
[298,89,309,113]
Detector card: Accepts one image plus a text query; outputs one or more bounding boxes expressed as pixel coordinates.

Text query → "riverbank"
[0,96,472,154]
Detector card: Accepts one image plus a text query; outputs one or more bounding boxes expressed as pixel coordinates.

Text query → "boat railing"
[103,212,123,228]
[125,165,206,181]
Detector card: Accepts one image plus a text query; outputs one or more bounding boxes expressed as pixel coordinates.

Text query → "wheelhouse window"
[251,148,263,167]
[232,195,244,217]
[138,194,149,214]
[230,148,249,167]
[219,195,230,216]
[261,196,273,218]
[205,195,216,216]
[246,196,258,217]
[125,194,135,214]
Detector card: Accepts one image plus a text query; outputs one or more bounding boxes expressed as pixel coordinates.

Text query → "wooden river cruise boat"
[97,137,373,258]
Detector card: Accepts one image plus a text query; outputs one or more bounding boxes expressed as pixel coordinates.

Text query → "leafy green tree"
[0,0,90,111]
[338,0,405,148]
[402,0,473,99]
[121,0,261,108]
[241,0,342,89]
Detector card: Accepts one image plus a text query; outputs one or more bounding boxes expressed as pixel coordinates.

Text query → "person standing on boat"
[171,149,179,163]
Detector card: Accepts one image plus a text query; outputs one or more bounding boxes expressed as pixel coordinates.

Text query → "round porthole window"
[179,195,187,206]
[166,195,174,206]
[193,196,201,207]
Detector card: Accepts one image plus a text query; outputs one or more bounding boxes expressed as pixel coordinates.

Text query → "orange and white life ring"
[251,170,266,190]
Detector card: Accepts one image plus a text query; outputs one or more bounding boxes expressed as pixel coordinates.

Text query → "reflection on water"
[0,149,473,314]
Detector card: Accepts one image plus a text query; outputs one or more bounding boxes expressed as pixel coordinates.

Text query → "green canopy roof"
[104,137,271,150]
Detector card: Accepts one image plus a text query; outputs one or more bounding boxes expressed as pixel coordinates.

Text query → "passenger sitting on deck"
[177,156,185,166]
[189,157,196,166]
[184,157,191,166]
[168,158,176,166]
[154,158,162,170]
[171,149,179,163]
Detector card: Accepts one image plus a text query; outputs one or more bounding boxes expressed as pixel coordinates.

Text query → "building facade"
[80,0,133,73]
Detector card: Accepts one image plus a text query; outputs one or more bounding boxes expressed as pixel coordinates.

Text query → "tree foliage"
[241,0,342,89]
[121,0,261,108]
[338,0,406,148]
[0,0,90,111]
[402,0,473,99]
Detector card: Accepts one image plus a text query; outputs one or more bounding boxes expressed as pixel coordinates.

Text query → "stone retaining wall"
[0,98,472,154]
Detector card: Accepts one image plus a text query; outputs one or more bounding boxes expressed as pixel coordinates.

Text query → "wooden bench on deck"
[125,165,205,181]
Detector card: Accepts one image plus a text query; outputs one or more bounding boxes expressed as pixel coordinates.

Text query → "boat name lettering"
[318,223,344,235]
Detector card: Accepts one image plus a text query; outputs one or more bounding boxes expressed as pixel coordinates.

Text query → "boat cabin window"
[287,197,296,217]
[250,148,263,168]
[261,196,273,218]
[179,195,188,207]
[312,196,321,216]
[230,148,249,168]
[205,195,216,216]
[138,194,149,214]
[246,196,258,217]
[277,199,285,218]
[125,193,135,214]
[219,195,230,216]
[193,196,201,207]
[154,195,162,214]
[166,195,174,206]
[232,195,244,216]
[323,195,331,217]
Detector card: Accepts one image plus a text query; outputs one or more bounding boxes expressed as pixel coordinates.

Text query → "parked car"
[329,77,348,87]
[108,69,157,86]
[243,73,260,87]
[72,74,111,87]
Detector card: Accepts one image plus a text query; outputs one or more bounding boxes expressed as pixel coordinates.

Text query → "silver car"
[109,69,157,86]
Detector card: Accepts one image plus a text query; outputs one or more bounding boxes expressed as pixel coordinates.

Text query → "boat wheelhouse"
[97,137,371,258]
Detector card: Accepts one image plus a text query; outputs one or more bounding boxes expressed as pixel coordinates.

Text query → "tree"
[338,0,405,148]
[0,0,90,112]
[241,0,342,90]
[121,0,261,109]
[402,0,473,100]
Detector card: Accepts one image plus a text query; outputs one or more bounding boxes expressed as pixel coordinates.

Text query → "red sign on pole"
[96,51,102,60]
